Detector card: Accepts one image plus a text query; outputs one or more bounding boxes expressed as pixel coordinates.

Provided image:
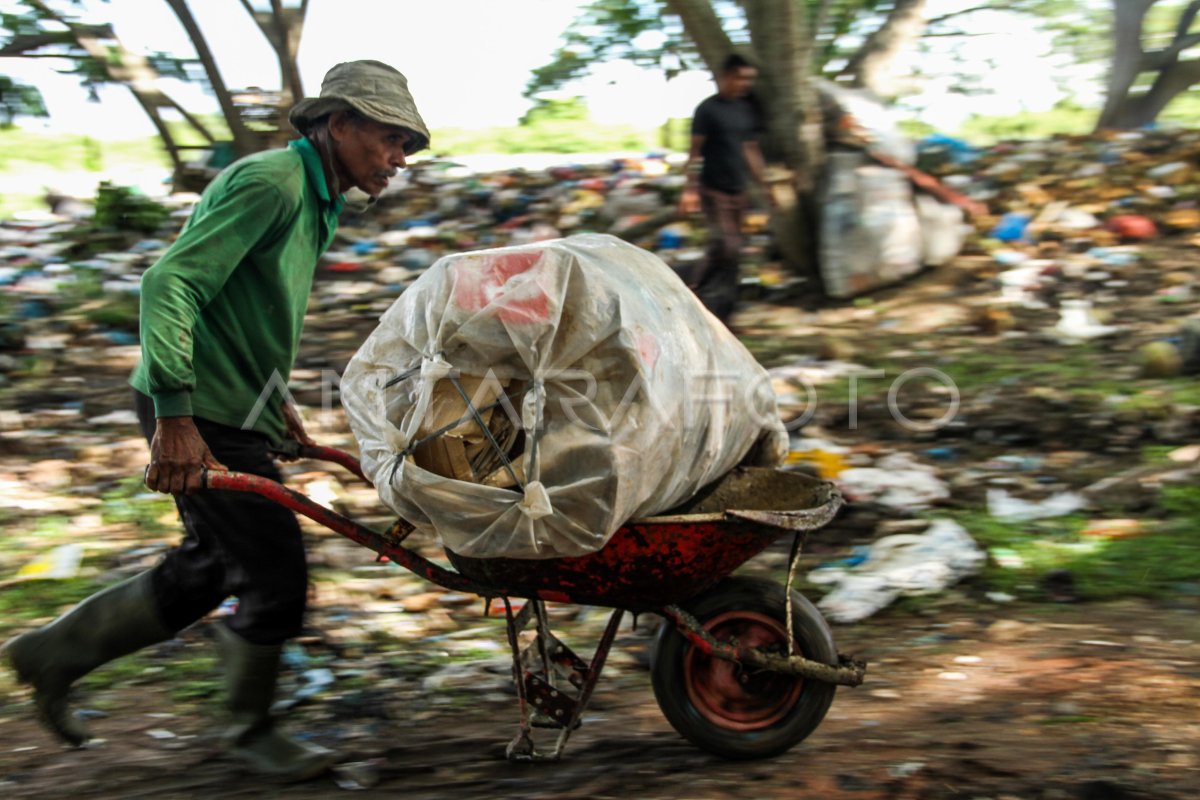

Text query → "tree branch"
[1142,32,1200,70]
[1173,0,1200,43]
[812,0,835,38]
[1124,55,1200,126]
[840,0,927,96]
[0,30,77,56]
[0,51,84,58]
[923,30,992,38]
[664,0,737,75]
[22,0,61,20]
[926,3,999,26]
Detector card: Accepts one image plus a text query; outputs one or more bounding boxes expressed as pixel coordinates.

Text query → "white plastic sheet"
[810,519,985,623]
[341,234,787,559]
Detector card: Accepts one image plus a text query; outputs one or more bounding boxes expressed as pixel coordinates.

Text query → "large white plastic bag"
[341,233,787,559]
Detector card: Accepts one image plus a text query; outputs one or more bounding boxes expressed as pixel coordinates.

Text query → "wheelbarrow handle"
[201,469,495,596]
[268,440,371,484]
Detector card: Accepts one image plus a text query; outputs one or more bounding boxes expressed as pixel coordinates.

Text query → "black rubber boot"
[217,625,337,781]
[1,571,174,747]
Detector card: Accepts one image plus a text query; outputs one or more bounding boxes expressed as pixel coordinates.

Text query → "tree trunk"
[1095,0,1155,130]
[164,0,256,156]
[841,0,927,98]
[128,92,185,173]
[265,1,306,106]
[1106,57,1200,127]
[667,0,823,281]
[236,0,308,148]
[767,0,822,283]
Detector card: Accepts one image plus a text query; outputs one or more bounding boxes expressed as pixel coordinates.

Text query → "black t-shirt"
[692,94,761,194]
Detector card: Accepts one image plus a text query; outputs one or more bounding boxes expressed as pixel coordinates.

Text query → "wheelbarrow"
[206,446,866,761]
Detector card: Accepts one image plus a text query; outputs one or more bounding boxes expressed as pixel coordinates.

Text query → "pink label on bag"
[451,251,550,324]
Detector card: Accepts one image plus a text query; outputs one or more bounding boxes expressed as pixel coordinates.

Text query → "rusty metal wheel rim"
[682,610,805,731]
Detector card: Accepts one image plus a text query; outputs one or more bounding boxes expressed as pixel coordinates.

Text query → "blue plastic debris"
[989,212,1032,243]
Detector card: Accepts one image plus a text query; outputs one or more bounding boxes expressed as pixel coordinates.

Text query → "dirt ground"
[3,255,1200,798]
[1,598,1196,800]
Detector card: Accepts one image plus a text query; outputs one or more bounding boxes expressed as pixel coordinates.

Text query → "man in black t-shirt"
[678,53,772,325]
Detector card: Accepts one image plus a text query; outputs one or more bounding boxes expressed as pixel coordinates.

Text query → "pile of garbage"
[922,128,1200,357]
[7,127,1200,619]
[923,128,1200,247]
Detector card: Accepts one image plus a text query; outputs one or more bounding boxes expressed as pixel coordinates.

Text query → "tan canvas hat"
[289,60,430,155]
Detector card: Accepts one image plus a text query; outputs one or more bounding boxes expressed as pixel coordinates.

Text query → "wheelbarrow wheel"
[650,576,837,760]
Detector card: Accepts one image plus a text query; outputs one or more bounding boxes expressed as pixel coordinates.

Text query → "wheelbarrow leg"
[502,598,539,761]
[501,601,627,761]
[548,608,624,759]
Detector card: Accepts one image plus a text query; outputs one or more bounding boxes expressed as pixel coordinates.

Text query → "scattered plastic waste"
[1080,518,1145,539]
[836,453,950,510]
[986,489,1087,522]
[786,438,851,478]
[990,212,1032,242]
[1053,299,1120,342]
[15,544,83,581]
[810,519,986,623]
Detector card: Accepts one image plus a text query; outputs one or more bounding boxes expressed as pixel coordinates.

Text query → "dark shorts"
[135,391,308,645]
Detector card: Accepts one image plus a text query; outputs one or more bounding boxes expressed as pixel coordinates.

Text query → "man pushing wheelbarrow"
[4,60,865,780]
[2,60,430,781]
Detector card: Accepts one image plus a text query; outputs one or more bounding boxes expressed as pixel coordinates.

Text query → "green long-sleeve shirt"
[130,138,345,442]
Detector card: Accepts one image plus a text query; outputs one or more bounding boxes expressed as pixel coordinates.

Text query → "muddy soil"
[1,598,1196,800]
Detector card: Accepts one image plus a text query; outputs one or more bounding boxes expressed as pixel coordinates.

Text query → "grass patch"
[0,129,168,174]
[79,646,221,706]
[0,576,104,637]
[99,476,176,533]
[951,492,1200,601]
[935,342,1114,395]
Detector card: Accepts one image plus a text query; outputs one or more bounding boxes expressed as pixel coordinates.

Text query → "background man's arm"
[742,140,775,209]
[678,134,706,215]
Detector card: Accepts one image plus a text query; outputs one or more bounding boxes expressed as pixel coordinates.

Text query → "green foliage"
[0,126,171,173]
[0,75,48,127]
[525,0,698,98]
[520,97,591,125]
[528,0,936,100]
[1013,0,1200,67]
[660,116,691,151]
[1005,0,1112,65]
[897,118,936,140]
[956,99,1098,144]
[431,118,661,156]
[93,181,168,233]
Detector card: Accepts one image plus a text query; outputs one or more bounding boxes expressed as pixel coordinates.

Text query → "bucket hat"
[289,60,430,155]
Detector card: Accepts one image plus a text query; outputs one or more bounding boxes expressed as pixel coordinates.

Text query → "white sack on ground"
[341,233,787,559]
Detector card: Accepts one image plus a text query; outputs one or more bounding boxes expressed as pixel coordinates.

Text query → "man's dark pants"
[691,186,748,325]
[134,391,307,645]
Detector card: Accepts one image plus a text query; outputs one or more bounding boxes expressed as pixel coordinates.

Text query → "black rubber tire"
[650,576,838,760]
